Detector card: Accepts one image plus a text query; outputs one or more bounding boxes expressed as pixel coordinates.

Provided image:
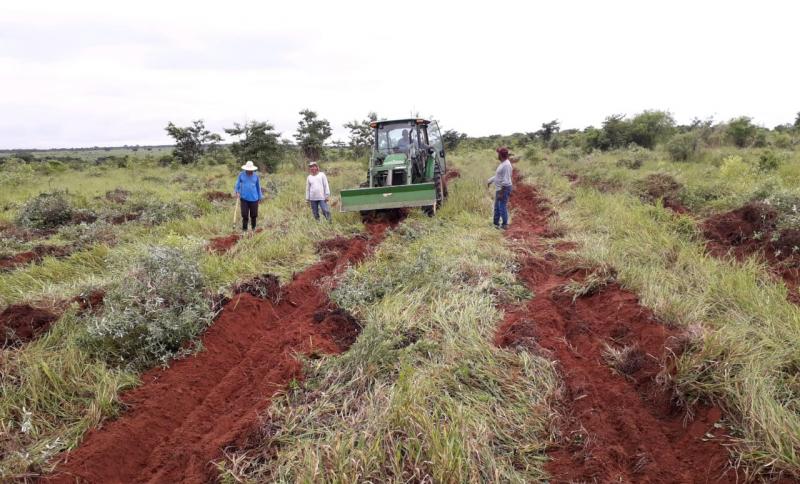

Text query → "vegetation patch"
[79,245,213,370]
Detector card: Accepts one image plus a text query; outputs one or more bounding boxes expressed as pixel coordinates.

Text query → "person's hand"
[325,197,330,203]
[234,191,239,197]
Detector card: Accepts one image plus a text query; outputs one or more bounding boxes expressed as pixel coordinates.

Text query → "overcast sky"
[1,0,798,149]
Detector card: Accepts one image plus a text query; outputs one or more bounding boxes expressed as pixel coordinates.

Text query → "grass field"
[1,140,799,481]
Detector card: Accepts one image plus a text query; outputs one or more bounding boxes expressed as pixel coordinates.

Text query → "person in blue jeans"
[306,161,332,222]
[234,160,262,234]
[487,147,513,229]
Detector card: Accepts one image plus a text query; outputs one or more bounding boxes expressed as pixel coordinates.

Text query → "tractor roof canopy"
[370,118,430,129]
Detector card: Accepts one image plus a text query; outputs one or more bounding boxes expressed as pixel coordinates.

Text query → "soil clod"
[1,304,58,348]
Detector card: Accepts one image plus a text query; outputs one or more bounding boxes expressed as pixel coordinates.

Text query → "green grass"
[525,160,800,478]
[220,156,560,483]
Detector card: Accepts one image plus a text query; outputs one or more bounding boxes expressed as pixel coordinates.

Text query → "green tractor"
[340,118,448,215]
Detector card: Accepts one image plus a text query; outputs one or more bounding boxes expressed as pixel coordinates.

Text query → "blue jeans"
[493,186,511,227]
[310,200,331,221]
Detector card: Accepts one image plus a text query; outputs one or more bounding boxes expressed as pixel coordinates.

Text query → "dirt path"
[495,174,740,483]
[48,220,398,483]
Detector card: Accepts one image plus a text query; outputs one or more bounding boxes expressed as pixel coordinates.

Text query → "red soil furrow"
[48,220,397,484]
[495,173,739,483]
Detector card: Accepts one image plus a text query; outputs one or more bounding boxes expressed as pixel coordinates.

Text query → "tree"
[343,112,377,157]
[225,121,283,171]
[294,109,332,161]
[442,129,468,151]
[599,114,630,150]
[628,110,675,149]
[794,112,800,130]
[726,116,757,147]
[165,120,222,164]
[536,120,560,142]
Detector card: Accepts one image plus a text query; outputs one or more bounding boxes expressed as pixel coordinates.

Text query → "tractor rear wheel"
[423,163,444,217]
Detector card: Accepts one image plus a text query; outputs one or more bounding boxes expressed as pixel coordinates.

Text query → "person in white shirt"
[306,161,332,222]
[486,147,513,229]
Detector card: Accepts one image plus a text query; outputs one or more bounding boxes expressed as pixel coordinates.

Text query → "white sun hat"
[241,160,258,171]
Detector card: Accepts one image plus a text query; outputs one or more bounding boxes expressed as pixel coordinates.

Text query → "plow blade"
[340,183,436,212]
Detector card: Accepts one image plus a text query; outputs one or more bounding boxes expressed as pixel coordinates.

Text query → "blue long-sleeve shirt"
[234,172,262,202]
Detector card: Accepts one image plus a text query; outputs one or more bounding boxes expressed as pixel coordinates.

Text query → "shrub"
[138,201,196,226]
[727,116,757,147]
[616,145,650,169]
[58,220,117,248]
[16,191,74,229]
[80,246,212,370]
[757,150,781,172]
[666,132,699,161]
[719,155,753,179]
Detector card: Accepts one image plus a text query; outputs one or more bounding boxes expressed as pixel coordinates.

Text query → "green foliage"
[628,110,675,149]
[343,112,377,158]
[666,131,700,161]
[536,119,560,142]
[80,246,213,370]
[294,109,332,161]
[16,191,74,229]
[225,121,283,171]
[727,116,757,147]
[757,150,782,172]
[442,129,468,151]
[165,120,222,164]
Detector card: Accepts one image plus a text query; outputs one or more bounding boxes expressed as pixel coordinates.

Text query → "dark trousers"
[240,199,258,230]
[493,186,511,227]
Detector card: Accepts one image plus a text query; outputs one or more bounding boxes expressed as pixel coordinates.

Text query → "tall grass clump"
[0,311,137,479]
[221,161,560,483]
[79,245,213,370]
[527,161,800,479]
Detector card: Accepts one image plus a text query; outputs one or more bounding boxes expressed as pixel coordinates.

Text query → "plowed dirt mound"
[1,304,58,348]
[205,190,233,202]
[703,202,800,302]
[496,172,739,483]
[207,233,241,254]
[48,217,399,484]
[443,168,461,182]
[72,289,106,313]
[0,245,73,271]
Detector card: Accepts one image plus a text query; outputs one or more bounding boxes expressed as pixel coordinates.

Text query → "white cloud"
[1,0,798,148]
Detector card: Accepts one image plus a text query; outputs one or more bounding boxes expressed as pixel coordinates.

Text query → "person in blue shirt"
[234,160,262,234]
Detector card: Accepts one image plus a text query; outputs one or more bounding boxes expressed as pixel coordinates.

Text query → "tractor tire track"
[48,219,400,484]
[495,173,741,483]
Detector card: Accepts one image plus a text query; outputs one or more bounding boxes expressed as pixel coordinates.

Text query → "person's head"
[242,160,258,175]
[401,129,409,140]
[308,161,319,174]
[496,147,509,162]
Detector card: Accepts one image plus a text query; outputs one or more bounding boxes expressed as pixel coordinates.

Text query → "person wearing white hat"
[234,161,262,234]
[306,161,331,222]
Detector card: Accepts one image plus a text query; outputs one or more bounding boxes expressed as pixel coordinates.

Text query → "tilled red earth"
[1,304,59,348]
[495,173,740,483]
[704,202,800,303]
[0,245,73,271]
[48,219,399,483]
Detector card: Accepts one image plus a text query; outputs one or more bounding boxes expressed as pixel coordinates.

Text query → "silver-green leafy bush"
[16,191,74,229]
[80,245,212,370]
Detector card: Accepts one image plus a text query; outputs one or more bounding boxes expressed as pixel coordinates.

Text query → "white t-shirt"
[306,172,331,201]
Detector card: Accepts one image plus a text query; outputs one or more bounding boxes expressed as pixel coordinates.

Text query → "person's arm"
[256,176,262,202]
[234,173,241,197]
[322,174,330,200]
[306,176,311,201]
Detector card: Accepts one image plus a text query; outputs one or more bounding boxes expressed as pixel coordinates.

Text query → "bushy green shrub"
[138,201,197,225]
[58,221,117,248]
[666,132,699,161]
[16,191,74,229]
[764,192,800,231]
[727,116,757,147]
[80,246,212,370]
[757,150,782,172]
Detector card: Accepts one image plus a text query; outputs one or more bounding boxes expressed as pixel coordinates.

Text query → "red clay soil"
[0,245,73,271]
[703,202,800,302]
[207,234,242,254]
[71,289,106,313]
[1,304,58,348]
[205,191,233,202]
[443,168,461,183]
[48,218,400,484]
[495,173,740,483]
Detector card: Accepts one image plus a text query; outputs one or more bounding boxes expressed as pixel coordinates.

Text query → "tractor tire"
[423,163,445,217]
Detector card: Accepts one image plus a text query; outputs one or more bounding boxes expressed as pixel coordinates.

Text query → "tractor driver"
[395,129,412,152]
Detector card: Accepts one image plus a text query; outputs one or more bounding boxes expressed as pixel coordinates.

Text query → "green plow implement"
[339,183,437,212]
